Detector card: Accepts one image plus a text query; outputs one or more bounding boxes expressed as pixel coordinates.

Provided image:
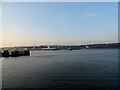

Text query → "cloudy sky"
[1,2,118,47]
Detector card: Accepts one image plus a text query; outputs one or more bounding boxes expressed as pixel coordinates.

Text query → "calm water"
[2,49,119,89]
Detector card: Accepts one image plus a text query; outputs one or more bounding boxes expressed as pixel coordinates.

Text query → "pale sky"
[1,2,118,47]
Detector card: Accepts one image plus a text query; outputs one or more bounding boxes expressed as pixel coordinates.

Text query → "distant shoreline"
[1,43,120,51]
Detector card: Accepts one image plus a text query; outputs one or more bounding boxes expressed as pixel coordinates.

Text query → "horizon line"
[1,42,119,48]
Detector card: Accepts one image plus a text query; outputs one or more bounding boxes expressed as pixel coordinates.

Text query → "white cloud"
[2,25,26,42]
[3,25,25,32]
[81,13,97,21]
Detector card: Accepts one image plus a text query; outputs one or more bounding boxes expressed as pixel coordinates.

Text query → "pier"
[2,48,30,57]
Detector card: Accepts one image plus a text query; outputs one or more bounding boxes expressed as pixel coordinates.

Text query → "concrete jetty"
[2,48,30,57]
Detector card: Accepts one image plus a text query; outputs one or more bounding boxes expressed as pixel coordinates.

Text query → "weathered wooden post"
[2,50,10,57]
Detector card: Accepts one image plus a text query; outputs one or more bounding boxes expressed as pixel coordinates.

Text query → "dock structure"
[2,48,30,57]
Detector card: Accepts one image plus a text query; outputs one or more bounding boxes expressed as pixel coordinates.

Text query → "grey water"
[2,49,119,89]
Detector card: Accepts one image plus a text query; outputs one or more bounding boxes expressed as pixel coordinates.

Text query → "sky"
[1,2,118,47]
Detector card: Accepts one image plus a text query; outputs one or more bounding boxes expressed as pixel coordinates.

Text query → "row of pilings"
[2,48,30,57]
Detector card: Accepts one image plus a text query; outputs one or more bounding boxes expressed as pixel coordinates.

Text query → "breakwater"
[2,49,30,57]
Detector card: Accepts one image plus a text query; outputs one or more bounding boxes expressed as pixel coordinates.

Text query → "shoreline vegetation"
[1,42,120,51]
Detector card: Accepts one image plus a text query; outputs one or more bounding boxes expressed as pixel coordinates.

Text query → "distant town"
[1,43,120,51]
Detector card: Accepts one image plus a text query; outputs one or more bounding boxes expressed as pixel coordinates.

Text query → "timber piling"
[2,49,30,57]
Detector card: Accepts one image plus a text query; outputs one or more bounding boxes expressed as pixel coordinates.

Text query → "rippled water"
[2,49,119,89]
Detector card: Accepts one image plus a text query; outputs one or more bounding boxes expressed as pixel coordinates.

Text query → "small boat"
[67,48,73,50]
[41,46,58,50]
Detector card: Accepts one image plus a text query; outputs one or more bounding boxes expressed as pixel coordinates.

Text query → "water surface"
[2,49,118,89]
